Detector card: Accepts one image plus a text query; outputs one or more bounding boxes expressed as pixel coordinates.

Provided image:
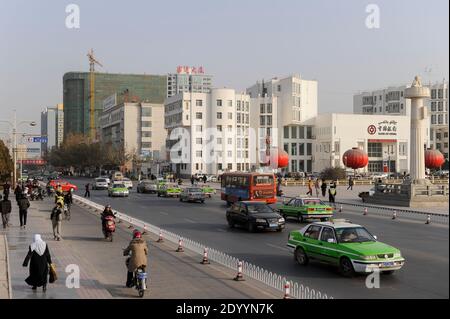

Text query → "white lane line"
[266,243,290,251]
[184,218,196,223]
[159,211,169,215]
[216,228,226,232]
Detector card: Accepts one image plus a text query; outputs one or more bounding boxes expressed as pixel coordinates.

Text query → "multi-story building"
[167,66,212,98]
[164,89,251,177]
[354,81,448,162]
[40,104,64,156]
[99,99,166,173]
[63,72,166,138]
[246,75,318,173]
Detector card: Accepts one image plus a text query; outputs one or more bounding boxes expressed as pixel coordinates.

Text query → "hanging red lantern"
[266,148,289,169]
[342,148,369,169]
[425,149,445,169]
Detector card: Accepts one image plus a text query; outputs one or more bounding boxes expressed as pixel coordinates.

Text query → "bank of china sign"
[367,120,398,136]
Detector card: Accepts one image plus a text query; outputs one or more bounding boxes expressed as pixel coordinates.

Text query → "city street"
[69,178,449,299]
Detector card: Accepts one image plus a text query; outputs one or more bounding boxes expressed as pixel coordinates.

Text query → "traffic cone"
[426,215,431,225]
[201,248,210,264]
[283,282,291,299]
[339,205,343,213]
[176,238,184,252]
[363,207,368,216]
[233,261,245,281]
[156,230,164,243]
[392,211,397,220]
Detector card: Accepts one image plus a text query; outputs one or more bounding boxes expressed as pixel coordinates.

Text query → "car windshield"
[246,204,273,214]
[303,199,324,205]
[336,227,376,243]
[189,188,202,192]
[97,179,106,182]
[114,184,126,188]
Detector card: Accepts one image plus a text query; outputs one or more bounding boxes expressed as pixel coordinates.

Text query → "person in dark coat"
[18,193,30,229]
[3,181,11,197]
[84,183,91,198]
[22,234,52,292]
[1,195,12,228]
[328,185,337,208]
[14,184,22,204]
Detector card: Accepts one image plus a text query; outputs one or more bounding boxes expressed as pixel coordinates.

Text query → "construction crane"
[87,49,103,140]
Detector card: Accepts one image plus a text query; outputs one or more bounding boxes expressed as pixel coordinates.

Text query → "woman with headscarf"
[22,234,52,292]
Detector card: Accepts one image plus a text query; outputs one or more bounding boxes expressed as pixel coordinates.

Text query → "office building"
[167,66,212,97]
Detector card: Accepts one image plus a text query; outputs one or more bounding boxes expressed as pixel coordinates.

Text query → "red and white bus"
[221,172,277,205]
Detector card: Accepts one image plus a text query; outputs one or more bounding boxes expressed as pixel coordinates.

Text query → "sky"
[0,0,448,138]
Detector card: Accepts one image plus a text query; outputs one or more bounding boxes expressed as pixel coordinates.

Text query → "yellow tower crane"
[87,49,103,140]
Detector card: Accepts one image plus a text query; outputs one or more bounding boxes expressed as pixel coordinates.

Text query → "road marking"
[266,243,290,252]
[159,211,169,215]
[184,218,196,223]
[216,228,226,232]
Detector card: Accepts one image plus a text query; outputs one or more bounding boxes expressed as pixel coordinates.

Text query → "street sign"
[26,148,41,153]
[33,137,48,143]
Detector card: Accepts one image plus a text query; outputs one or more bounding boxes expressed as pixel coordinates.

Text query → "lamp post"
[0,110,37,188]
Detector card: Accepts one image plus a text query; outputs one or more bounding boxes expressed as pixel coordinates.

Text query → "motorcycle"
[134,267,148,298]
[102,215,116,242]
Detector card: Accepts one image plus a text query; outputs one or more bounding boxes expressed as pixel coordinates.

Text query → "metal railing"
[73,195,332,299]
[281,178,449,187]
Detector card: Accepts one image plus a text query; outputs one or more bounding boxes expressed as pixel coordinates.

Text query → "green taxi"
[201,185,216,198]
[287,219,405,277]
[157,183,182,198]
[278,197,334,222]
[108,183,130,197]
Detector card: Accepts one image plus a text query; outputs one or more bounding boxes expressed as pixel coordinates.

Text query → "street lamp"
[0,110,37,188]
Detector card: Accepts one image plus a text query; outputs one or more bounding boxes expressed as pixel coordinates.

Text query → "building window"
[196,151,203,157]
[260,116,265,126]
[142,131,152,138]
[266,116,272,126]
[306,143,312,156]
[227,151,232,157]
[368,143,383,157]
[306,127,313,139]
[277,85,281,92]
[217,100,222,106]
[236,101,241,111]
[284,126,289,139]
[299,126,305,139]
[227,138,233,145]
[142,142,152,149]
[142,107,152,117]
[291,127,297,139]
[196,138,203,145]
[196,112,202,119]
[228,113,233,120]
[431,102,436,112]
[267,103,272,114]
[196,125,203,132]
[284,143,289,153]
[228,100,233,107]
[196,100,203,106]
[217,125,222,132]
[291,143,297,156]
[217,138,222,145]
[299,143,305,156]
[399,142,407,156]
[217,112,222,119]
[142,121,152,128]
[291,160,298,172]
[260,104,265,114]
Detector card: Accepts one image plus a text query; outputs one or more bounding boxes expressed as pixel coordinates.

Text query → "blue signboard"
[33,137,48,143]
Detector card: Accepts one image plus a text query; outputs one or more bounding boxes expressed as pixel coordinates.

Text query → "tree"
[0,140,13,181]
[320,167,346,181]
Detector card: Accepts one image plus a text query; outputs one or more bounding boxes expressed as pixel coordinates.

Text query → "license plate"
[269,223,278,228]
[383,262,394,267]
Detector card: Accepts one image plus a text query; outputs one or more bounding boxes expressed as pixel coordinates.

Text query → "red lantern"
[342,148,369,169]
[425,149,445,169]
[267,148,289,169]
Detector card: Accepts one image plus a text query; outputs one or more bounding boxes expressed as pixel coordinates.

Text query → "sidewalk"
[0,197,280,299]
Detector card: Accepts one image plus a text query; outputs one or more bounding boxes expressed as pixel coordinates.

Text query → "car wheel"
[294,247,309,265]
[339,257,355,277]
[227,218,235,228]
[201,200,205,204]
[179,197,183,202]
[247,222,256,233]
[320,217,329,222]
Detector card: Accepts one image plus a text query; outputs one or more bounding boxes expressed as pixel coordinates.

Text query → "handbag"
[49,263,57,283]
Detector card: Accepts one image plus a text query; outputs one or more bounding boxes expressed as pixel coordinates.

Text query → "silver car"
[137,180,158,194]
[179,187,206,203]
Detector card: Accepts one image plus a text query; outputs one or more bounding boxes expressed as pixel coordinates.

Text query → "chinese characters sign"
[368,120,398,136]
[176,66,205,75]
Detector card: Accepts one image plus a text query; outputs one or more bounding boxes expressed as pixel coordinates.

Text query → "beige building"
[99,98,167,173]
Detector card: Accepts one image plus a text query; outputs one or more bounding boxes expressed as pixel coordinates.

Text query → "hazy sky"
[0,0,448,137]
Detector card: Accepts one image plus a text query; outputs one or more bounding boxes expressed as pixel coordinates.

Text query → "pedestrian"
[84,183,90,198]
[306,178,313,196]
[18,193,30,229]
[14,184,22,205]
[190,175,195,186]
[0,195,12,229]
[314,178,320,197]
[347,177,354,191]
[51,202,63,241]
[329,185,337,207]
[320,179,327,197]
[22,234,52,292]
[3,181,11,198]
[203,174,207,184]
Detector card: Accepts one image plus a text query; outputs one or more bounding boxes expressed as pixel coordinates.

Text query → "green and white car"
[201,185,216,198]
[157,183,182,197]
[287,219,405,276]
[278,197,334,222]
[108,183,130,197]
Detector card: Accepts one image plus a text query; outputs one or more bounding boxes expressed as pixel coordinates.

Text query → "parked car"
[287,219,405,277]
[122,178,133,189]
[93,178,109,190]
[49,180,78,192]
[278,197,334,222]
[137,180,158,194]
[226,201,285,233]
[108,183,129,197]
[179,187,206,203]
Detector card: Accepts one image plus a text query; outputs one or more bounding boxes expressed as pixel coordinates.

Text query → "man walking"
[328,185,337,208]
[314,179,320,197]
[306,178,313,196]
[3,181,11,198]
[347,177,354,191]
[51,202,63,241]
[18,193,30,229]
[0,195,12,229]
[84,183,91,198]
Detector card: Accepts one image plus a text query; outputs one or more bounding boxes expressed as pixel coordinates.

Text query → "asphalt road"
[68,178,449,299]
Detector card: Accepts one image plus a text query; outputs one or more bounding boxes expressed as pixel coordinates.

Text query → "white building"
[40,104,64,156]
[165,89,251,177]
[99,99,167,173]
[247,75,318,173]
[311,113,427,174]
[354,81,448,161]
[167,66,212,98]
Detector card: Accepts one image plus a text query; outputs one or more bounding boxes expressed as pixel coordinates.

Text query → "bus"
[221,172,277,205]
